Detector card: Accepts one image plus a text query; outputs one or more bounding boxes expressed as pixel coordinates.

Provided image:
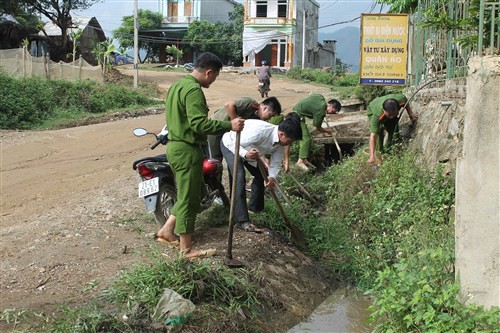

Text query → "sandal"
[295,161,309,171]
[180,248,216,259]
[155,236,180,248]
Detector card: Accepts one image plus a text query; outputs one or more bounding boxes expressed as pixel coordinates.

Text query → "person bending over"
[220,113,302,232]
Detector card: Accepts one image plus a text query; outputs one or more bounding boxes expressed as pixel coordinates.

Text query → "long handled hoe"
[225,131,244,268]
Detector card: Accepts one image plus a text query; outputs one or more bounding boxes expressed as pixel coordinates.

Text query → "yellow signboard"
[360,14,409,86]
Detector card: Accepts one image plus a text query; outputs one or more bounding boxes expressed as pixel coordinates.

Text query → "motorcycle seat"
[132,154,168,169]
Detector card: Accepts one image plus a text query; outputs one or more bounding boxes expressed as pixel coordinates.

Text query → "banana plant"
[69,28,83,63]
[91,40,105,69]
[165,45,183,66]
[100,38,116,74]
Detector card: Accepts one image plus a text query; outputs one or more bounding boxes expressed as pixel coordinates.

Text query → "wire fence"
[409,0,499,86]
[0,48,104,82]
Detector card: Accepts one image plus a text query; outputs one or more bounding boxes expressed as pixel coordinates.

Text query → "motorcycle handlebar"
[151,140,162,150]
[150,134,168,150]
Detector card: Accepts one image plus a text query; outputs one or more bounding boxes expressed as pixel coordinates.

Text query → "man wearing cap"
[367,93,418,165]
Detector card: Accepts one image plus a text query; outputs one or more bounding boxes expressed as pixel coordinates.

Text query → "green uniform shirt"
[367,93,407,134]
[211,97,260,121]
[267,114,284,125]
[165,74,231,145]
[292,94,327,128]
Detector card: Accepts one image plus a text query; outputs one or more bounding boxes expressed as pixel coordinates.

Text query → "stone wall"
[405,80,467,174]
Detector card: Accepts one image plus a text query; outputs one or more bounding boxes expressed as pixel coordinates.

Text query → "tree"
[112,9,163,63]
[1,1,41,47]
[69,28,83,63]
[165,45,183,65]
[375,0,418,13]
[21,0,101,54]
[377,0,494,49]
[183,4,244,65]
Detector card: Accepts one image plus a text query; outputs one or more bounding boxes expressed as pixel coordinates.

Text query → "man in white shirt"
[221,113,302,232]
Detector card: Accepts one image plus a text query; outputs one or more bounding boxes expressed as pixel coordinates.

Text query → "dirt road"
[0,68,333,324]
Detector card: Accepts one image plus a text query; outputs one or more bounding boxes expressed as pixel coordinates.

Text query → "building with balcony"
[242,0,320,68]
[150,0,239,62]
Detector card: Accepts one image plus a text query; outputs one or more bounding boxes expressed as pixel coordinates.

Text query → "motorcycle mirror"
[133,128,148,137]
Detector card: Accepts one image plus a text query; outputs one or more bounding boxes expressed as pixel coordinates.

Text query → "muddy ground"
[0,66,336,332]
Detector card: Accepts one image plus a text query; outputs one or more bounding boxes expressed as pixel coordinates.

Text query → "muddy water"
[288,288,373,333]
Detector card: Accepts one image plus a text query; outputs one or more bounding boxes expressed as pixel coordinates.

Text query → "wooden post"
[45,52,50,80]
[79,55,83,80]
[22,47,26,77]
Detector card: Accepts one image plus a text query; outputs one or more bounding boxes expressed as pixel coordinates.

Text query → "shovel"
[323,119,343,161]
[256,159,307,250]
[259,158,292,205]
[225,131,244,268]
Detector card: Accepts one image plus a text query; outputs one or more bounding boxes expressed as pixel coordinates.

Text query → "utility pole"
[301,9,307,70]
[133,0,138,88]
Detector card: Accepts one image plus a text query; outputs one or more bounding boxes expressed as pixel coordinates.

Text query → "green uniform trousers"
[167,141,204,234]
[299,120,311,159]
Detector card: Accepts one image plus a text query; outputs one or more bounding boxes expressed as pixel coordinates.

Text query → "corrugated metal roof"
[0,14,21,25]
[39,16,94,37]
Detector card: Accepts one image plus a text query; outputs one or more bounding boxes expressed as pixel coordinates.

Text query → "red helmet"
[203,158,220,175]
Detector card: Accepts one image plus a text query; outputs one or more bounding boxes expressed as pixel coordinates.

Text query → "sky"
[76,0,387,39]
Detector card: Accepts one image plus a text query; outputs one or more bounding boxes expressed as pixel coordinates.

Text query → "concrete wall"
[455,56,499,309]
[405,55,499,309]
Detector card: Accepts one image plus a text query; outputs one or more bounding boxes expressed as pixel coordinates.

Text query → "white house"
[242,0,320,68]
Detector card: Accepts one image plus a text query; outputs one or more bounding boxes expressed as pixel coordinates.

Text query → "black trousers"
[220,142,265,223]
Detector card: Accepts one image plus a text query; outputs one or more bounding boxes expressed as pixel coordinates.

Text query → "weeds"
[275,146,498,332]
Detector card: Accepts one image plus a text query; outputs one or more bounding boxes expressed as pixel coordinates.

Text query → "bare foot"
[157,215,177,242]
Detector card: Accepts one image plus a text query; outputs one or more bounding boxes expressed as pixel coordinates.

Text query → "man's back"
[257,65,270,80]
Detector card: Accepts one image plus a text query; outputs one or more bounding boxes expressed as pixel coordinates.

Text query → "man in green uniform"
[208,96,282,161]
[156,52,245,259]
[292,94,336,171]
[367,93,418,165]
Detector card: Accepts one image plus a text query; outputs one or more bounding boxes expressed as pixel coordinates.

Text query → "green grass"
[254,145,498,332]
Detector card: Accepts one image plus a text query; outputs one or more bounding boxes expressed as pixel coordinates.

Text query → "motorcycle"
[258,79,270,98]
[132,126,230,227]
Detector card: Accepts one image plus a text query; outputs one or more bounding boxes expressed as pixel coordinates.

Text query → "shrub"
[286,66,302,80]
[354,85,388,105]
[0,75,56,129]
[368,247,499,332]
[0,74,159,130]
[286,67,336,85]
[332,74,359,87]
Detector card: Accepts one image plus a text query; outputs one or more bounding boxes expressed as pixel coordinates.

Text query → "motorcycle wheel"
[154,183,177,228]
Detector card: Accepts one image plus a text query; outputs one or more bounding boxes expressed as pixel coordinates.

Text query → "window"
[256,1,268,18]
[168,0,178,20]
[278,0,287,18]
[184,0,192,17]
